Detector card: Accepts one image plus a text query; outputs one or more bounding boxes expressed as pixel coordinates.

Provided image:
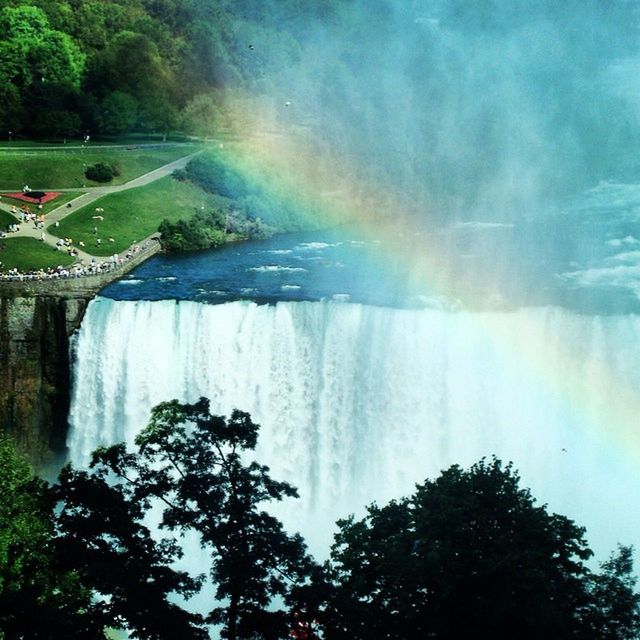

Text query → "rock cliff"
[0,292,90,467]
[0,244,160,468]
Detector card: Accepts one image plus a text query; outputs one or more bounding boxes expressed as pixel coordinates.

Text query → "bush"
[158,205,273,253]
[85,162,120,183]
[172,168,188,182]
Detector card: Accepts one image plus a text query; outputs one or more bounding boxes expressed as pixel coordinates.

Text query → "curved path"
[0,151,201,263]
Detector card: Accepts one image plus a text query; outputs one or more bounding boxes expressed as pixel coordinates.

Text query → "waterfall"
[68,297,640,558]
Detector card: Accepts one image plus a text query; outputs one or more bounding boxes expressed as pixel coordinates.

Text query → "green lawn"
[0,237,75,271]
[0,140,84,148]
[50,175,219,255]
[0,191,85,214]
[0,210,17,228]
[0,147,197,190]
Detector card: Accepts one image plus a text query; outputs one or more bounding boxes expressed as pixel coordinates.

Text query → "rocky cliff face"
[0,294,90,468]
[0,244,160,469]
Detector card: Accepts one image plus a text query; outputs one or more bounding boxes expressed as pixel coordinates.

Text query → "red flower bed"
[2,191,62,204]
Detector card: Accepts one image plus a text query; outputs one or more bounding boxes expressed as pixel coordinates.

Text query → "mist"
[213,0,640,223]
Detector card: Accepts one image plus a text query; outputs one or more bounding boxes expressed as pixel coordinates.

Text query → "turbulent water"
[68,296,640,558]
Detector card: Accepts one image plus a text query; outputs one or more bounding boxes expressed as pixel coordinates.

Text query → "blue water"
[101,182,640,314]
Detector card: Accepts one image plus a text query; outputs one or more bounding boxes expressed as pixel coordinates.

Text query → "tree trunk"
[228,591,238,640]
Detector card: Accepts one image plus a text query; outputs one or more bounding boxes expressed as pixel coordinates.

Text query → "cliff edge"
[0,294,89,467]
[0,243,160,468]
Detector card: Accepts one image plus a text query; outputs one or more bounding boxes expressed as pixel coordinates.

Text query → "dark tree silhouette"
[321,457,640,640]
[0,436,101,639]
[55,464,207,640]
[4,415,640,640]
[89,398,316,640]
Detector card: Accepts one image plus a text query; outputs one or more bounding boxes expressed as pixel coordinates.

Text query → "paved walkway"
[0,142,195,152]
[0,150,201,263]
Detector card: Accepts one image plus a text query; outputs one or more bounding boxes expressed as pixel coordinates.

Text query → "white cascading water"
[68,297,640,559]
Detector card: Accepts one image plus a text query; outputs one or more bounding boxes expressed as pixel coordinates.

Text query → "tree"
[322,457,640,640]
[138,100,177,139]
[0,432,206,639]
[0,435,100,639]
[0,84,24,134]
[181,92,230,137]
[89,398,316,640]
[185,152,251,199]
[0,6,85,91]
[583,546,640,639]
[85,162,120,183]
[97,91,139,135]
[91,31,174,106]
[32,110,81,138]
[54,464,207,640]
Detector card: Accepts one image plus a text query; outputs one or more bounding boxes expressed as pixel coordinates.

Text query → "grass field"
[50,175,219,255]
[0,147,197,189]
[0,237,75,271]
[0,191,85,214]
[0,210,16,228]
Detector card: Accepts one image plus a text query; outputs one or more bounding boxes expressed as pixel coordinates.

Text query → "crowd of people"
[16,205,46,228]
[0,205,48,238]
[0,241,156,282]
[0,188,159,282]
[55,237,80,257]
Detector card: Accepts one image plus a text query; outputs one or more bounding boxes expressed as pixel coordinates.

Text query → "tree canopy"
[0,0,335,139]
[1,408,640,639]
[91,398,316,640]
[321,457,640,640]
[0,435,99,639]
[0,5,85,90]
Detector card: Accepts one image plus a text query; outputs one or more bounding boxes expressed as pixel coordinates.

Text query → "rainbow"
[211,107,640,471]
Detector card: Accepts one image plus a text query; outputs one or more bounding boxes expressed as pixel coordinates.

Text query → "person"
[40,231,45,242]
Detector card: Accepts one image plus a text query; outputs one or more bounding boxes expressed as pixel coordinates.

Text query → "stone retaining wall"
[0,241,161,298]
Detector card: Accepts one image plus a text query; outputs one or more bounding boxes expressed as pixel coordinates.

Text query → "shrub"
[85,162,120,183]
[172,168,188,182]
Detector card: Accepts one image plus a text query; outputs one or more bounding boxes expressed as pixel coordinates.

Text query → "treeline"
[0,0,340,139]
[160,151,322,251]
[2,0,639,215]
[1,399,639,639]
